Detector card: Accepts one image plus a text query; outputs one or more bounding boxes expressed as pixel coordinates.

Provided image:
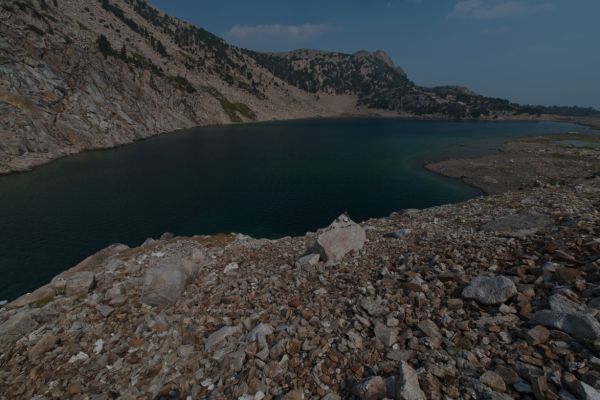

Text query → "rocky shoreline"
[426,132,600,195]
[1,172,600,398]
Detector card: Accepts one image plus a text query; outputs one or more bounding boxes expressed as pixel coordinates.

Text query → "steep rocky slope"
[0,0,346,174]
[247,49,521,117]
[0,0,548,176]
[1,178,600,399]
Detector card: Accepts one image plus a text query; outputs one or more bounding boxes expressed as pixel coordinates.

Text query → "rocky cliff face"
[0,0,343,174]
[0,0,532,175]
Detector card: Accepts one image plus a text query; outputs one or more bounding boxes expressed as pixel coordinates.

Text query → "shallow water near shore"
[0,118,591,300]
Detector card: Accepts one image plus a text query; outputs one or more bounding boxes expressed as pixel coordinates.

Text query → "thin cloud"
[449,0,553,19]
[225,23,334,44]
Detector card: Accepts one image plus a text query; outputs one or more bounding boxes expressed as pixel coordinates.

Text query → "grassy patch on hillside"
[202,86,256,122]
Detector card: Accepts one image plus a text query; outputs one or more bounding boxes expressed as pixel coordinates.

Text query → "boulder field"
[1,179,600,399]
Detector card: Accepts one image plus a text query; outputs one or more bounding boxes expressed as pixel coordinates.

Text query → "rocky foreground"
[1,176,600,399]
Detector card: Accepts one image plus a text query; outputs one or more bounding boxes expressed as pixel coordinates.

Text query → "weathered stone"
[141,260,196,306]
[480,371,506,392]
[549,293,581,313]
[417,319,441,339]
[534,310,600,343]
[577,381,600,400]
[447,298,463,310]
[374,322,398,347]
[106,284,127,307]
[29,334,59,361]
[313,214,366,265]
[388,361,427,400]
[223,262,239,274]
[352,376,386,400]
[347,330,364,350]
[526,325,550,345]
[98,305,114,317]
[462,275,517,305]
[482,211,553,238]
[360,296,385,317]
[222,350,246,372]
[384,229,412,239]
[68,352,89,363]
[282,389,304,400]
[295,253,320,268]
[531,375,548,400]
[7,285,55,309]
[0,311,37,343]
[51,271,95,297]
[205,326,241,351]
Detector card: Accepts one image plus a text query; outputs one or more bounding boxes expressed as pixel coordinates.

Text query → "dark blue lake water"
[0,118,591,300]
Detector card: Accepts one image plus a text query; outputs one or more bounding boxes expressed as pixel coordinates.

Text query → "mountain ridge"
[0,0,596,175]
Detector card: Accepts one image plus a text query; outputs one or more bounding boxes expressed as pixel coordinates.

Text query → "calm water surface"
[0,118,592,300]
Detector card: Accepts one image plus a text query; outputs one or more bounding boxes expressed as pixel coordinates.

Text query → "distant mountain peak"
[354,50,393,67]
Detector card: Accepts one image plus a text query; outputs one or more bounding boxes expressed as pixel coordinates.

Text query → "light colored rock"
[482,211,553,238]
[384,229,412,239]
[480,371,506,392]
[360,296,385,317]
[462,275,517,305]
[0,311,37,343]
[549,293,581,313]
[578,382,600,400]
[391,361,427,400]
[7,285,55,309]
[223,350,246,372]
[29,334,59,361]
[247,323,274,341]
[417,319,441,339]
[224,262,239,274]
[374,322,398,347]
[535,309,600,343]
[93,339,104,354]
[526,325,550,345]
[141,260,197,306]
[295,253,320,268]
[106,284,127,307]
[68,352,89,363]
[205,325,241,351]
[52,271,95,297]
[98,305,114,317]
[313,214,366,265]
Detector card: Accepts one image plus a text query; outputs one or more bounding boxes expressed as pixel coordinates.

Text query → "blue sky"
[150,0,600,109]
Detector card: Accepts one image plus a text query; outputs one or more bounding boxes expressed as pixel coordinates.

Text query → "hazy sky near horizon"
[150,0,599,109]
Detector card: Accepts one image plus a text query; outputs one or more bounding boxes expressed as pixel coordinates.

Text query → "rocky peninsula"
[2,139,600,399]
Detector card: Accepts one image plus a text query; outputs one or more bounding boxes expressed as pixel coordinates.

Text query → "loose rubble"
[1,178,600,399]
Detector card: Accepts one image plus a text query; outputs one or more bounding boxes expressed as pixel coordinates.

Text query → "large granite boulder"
[462,275,517,305]
[7,285,55,309]
[313,214,366,265]
[389,361,427,400]
[51,271,95,297]
[0,311,37,344]
[141,259,199,306]
[535,310,600,343]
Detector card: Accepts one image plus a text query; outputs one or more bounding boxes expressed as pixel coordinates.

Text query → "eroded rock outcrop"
[312,214,366,265]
